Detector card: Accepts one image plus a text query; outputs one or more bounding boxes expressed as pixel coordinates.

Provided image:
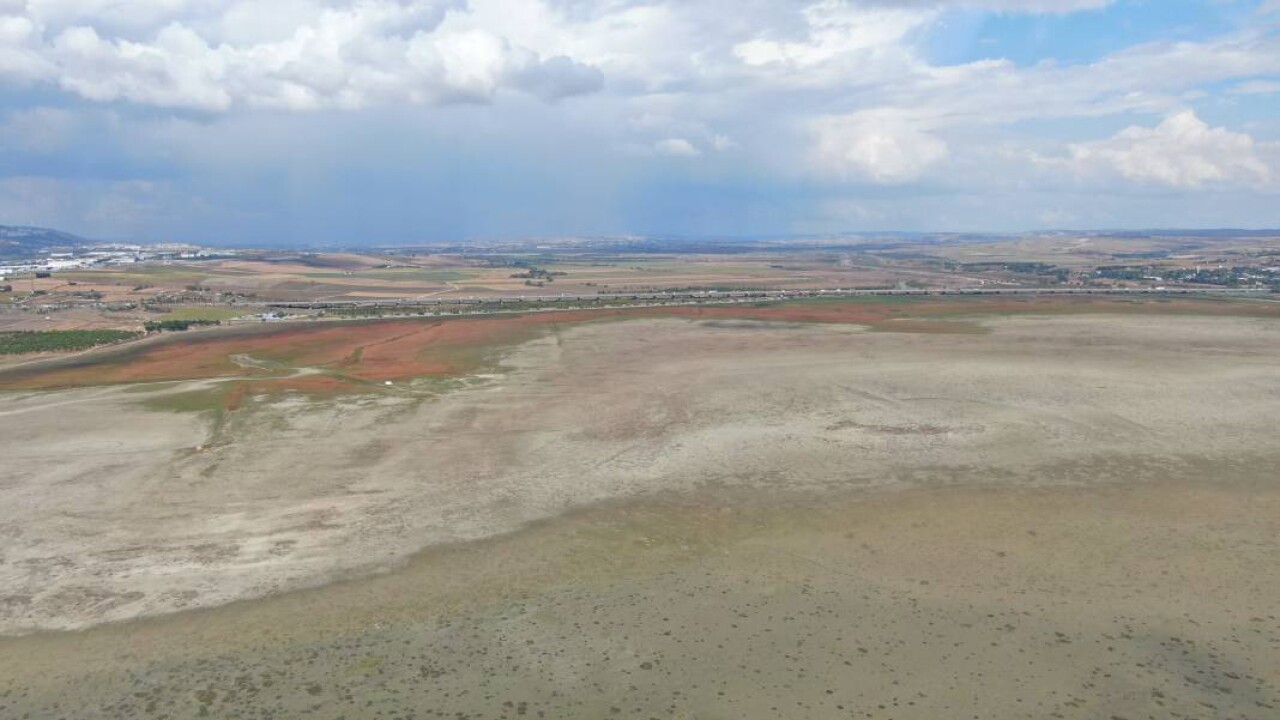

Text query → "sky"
[1,0,1279,244]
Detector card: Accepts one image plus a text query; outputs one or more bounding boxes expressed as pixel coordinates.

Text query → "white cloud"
[52,24,234,110]
[0,13,54,80]
[0,0,603,110]
[654,137,700,157]
[1051,111,1275,189]
[0,1,1130,115]
[18,0,196,36]
[0,0,1273,124]
[733,4,932,69]
[811,111,949,184]
[860,33,1280,133]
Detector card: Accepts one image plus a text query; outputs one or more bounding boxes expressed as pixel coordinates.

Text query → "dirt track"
[2,311,1279,718]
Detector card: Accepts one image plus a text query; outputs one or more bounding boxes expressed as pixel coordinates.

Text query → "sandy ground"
[1,312,1279,718]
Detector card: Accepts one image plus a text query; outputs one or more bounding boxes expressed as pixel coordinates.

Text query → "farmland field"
[0,329,140,354]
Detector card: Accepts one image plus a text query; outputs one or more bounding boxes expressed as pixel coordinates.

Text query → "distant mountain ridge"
[0,225,87,259]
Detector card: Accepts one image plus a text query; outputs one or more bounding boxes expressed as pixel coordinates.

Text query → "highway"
[9,285,1272,318]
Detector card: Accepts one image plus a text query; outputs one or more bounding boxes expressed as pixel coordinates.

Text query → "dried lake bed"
[2,310,1279,719]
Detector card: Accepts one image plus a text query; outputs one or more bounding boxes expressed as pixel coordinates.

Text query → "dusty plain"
[1,299,1279,719]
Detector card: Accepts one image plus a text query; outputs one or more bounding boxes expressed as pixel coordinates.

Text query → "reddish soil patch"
[0,313,579,390]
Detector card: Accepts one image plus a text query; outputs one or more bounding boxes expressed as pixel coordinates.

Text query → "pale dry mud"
[2,314,1279,635]
[1,313,1279,718]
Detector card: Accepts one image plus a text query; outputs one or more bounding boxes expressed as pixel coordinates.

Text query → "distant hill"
[1100,229,1280,239]
[0,225,87,259]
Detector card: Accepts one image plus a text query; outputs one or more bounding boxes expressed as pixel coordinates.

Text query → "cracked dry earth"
[1,312,1279,719]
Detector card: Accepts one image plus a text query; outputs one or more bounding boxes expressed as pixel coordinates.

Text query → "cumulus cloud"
[1,0,1273,123]
[0,13,52,79]
[0,1,1133,114]
[811,111,949,184]
[0,0,603,110]
[1050,111,1275,189]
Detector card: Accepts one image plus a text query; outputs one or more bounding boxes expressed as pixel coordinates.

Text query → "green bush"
[143,319,221,332]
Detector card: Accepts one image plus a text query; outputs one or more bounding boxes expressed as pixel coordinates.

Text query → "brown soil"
[4,296,1276,393]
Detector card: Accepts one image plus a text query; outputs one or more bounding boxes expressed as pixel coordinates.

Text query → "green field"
[59,267,213,285]
[0,330,142,355]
